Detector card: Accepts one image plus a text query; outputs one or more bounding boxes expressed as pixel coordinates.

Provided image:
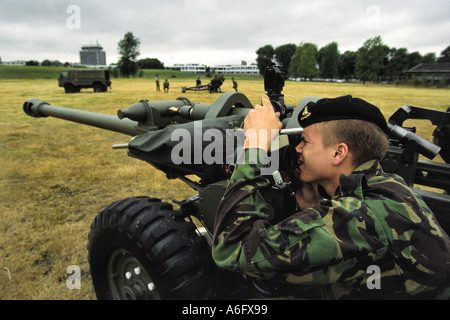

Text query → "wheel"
[93,84,106,92]
[64,84,75,93]
[87,196,223,300]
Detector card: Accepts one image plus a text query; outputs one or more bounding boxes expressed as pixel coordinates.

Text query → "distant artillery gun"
[182,75,225,93]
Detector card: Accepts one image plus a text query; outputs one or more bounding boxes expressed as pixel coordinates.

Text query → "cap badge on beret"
[300,106,311,120]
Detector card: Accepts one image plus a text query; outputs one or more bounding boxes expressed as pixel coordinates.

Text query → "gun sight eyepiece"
[263,66,292,120]
[264,66,286,94]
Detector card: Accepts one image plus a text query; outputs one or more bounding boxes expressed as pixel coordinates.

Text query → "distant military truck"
[58,69,112,93]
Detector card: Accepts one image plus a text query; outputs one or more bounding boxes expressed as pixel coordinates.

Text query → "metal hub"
[107,249,161,300]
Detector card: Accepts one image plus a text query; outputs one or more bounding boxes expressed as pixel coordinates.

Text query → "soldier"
[163,79,169,93]
[212,95,450,299]
[155,74,160,92]
[232,77,238,92]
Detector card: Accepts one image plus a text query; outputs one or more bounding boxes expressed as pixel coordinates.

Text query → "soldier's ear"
[332,143,349,166]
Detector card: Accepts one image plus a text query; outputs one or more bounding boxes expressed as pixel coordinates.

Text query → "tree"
[422,53,436,63]
[408,51,423,69]
[318,42,340,78]
[41,59,52,66]
[437,45,450,62]
[138,58,164,69]
[41,59,63,67]
[117,32,141,78]
[339,51,357,80]
[386,47,409,80]
[289,42,318,80]
[25,60,39,66]
[274,43,297,75]
[256,44,275,75]
[355,36,389,83]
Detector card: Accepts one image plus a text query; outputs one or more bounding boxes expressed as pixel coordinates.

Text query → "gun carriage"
[182,75,225,93]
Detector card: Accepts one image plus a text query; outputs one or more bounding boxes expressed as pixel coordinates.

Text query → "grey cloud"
[0,0,448,65]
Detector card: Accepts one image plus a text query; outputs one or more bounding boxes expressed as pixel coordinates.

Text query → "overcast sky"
[1,0,449,66]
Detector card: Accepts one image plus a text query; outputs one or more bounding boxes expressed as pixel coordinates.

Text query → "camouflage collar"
[334,160,381,199]
[352,159,382,176]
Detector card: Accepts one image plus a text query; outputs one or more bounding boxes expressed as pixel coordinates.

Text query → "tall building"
[80,42,106,66]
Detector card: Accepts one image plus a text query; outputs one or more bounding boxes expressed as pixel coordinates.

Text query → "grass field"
[0,65,202,80]
[0,68,449,299]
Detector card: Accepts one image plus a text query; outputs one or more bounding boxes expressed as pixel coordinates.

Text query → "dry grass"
[1,77,448,299]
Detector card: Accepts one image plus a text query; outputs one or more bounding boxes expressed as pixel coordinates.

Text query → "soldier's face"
[295,124,336,185]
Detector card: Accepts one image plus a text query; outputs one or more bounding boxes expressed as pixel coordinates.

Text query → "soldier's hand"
[244,95,282,151]
[295,182,320,210]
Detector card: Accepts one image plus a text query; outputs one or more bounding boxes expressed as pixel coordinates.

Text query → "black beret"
[298,95,388,133]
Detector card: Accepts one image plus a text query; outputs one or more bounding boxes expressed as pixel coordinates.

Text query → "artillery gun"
[23,67,450,300]
[182,75,225,93]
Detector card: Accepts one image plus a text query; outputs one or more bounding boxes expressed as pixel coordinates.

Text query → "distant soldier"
[232,77,238,92]
[163,79,170,93]
[196,77,202,86]
[217,76,224,92]
[155,74,160,92]
[209,76,218,93]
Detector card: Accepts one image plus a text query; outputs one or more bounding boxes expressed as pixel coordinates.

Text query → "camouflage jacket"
[212,148,450,299]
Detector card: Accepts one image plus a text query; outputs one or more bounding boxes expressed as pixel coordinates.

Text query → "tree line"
[21,33,449,82]
[116,33,449,81]
[256,36,450,82]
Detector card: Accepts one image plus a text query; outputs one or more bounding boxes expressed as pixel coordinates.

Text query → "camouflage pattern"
[212,148,450,299]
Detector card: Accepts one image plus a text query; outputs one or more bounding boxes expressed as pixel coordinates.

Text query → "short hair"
[315,119,389,166]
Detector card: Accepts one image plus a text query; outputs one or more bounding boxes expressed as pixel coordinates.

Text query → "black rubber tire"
[93,84,103,93]
[64,84,75,93]
[87,196,222,300]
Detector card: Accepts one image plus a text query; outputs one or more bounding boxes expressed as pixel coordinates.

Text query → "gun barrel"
[23,99,140,136]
